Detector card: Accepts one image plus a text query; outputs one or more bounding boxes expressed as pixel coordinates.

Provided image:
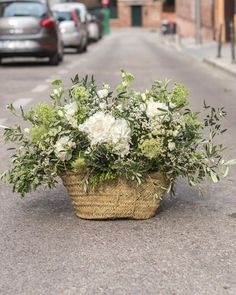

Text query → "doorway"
[224,0,235,41]
[131,5,142,27]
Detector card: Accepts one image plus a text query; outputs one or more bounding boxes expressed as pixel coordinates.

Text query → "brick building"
[176,0,236,42]
[109,0,163,28]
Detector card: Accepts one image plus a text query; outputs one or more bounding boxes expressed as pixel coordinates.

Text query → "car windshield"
[53,11,72,22]
[0,1,47,18]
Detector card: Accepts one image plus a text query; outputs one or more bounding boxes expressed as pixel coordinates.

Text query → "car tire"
[59,43,64,62]
[83,43,87,52]
[76,45,83,54]
[49,51,60,66]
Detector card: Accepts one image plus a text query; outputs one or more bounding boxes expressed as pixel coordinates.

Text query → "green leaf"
[51,79,62,86]
[225,159,236,166]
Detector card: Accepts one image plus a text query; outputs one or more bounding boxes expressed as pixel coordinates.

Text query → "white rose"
[64,102,78,127]
[146,98,168,119]
[97,89,109,99]
[64,102,78,117]
[54,136,76,161]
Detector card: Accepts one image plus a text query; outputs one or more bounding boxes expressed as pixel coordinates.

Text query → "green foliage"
[1,71,235,197]
[30,103,56,126]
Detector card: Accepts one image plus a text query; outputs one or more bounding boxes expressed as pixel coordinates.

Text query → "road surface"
[0,29,236,295]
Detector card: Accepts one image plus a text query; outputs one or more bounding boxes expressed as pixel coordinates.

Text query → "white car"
[52,3,88,53]
[87,13,100,41]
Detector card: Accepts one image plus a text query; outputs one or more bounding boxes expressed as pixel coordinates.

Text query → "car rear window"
[0,1,47,18]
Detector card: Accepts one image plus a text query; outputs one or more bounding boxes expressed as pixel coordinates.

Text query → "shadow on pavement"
[0,58,51,67]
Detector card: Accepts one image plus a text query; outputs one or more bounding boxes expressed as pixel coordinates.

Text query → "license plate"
[0,40,37,49]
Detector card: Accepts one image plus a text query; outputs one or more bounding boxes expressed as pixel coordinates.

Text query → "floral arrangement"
[1,71,235,197]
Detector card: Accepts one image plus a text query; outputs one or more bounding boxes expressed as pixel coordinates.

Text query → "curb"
[160,35,236,78]
[203,58,236,78]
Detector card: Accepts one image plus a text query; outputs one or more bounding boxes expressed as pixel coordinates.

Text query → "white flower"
[103,83,110,90]
[116,104,123,112]
[99,102,107,110]
[58,109,64,117]
[79,111,115,145]
[24,128,30,134]
[54,136,76,161]
[97,89,109,99]
[141,93,147,101]
[110,118,131,156]
[64,102,78,117]
[168,142,176,151]
[146,98,168,119]
[64,102,78,127]
[169,102,177,109]
[79,111,131,156]
[173,130,179,137]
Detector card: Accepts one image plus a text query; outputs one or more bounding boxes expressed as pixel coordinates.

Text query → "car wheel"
[76,45,83,54]
[59,43,64,62]
[49,51,60,66]
[83,43,87,52]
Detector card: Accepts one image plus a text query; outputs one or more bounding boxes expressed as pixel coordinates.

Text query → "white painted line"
[66,63,77,69]
[13,98,32,109]
[0,118,7,125]
[45,78,53,83]
[32,84,49,93]
[58,69,68,75]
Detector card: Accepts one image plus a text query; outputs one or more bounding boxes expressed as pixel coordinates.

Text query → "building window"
[109,0,118,19]
[163,0,175,13]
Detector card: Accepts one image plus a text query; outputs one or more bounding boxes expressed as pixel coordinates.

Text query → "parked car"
[52,2,88,53]
[0,0,64,65]
[87,13,102,42]
[88,9,103,39]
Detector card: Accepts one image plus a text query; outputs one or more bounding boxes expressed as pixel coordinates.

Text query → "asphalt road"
[0,29,236,295]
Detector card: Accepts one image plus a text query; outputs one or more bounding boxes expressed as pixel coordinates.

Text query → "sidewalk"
[161,34,236,77]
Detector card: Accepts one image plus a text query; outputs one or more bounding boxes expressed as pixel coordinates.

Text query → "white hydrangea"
[97,89,109,99]
[110,118,131,156]
[146,98,168,120]
[55,136,76,161]
[79,111,131,157]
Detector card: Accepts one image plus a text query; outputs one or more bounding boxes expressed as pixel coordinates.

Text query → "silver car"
[52,3,88,53]
[0,0,64,65]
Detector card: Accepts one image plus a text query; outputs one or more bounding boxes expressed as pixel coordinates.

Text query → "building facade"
[109,0,163,28]
[176,0,236,43]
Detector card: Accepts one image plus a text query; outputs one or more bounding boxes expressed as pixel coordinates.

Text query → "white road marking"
[58,69,68,75]
[13,98,32,108]
[45,78,53,83]
[66,63,78,69]
[32,84,49,93]
[0,118,7,128]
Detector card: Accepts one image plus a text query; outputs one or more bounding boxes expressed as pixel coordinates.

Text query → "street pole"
[195,0,201,44]
[229,22,235,63]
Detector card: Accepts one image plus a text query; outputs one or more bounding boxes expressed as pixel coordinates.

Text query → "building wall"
[110,0,162,28]
[176,0,236,43]
[176,0,214,42]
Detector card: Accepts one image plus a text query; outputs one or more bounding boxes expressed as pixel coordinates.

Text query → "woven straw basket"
[61,172,169,220]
